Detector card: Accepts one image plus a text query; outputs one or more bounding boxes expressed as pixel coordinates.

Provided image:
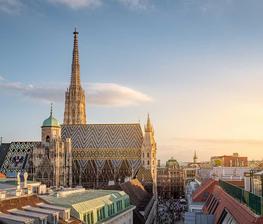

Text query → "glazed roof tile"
[61,124,143,149]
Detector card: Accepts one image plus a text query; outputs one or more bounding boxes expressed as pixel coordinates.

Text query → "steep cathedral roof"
[61,124,143,149]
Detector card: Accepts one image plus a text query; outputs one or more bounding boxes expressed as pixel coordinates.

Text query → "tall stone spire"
[64,29,87,125]
[70,28,81,88]
[145,113,153,133]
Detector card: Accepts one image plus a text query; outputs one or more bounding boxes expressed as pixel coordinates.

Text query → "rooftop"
[40,189,127,212]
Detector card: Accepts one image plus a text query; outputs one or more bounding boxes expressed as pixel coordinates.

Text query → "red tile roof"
[192,179,218,202]
[203,185,263,224]
[120,178,151,210]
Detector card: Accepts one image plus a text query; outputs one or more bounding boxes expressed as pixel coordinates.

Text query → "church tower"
[141,114,157,197]
[41,104,61,143]
[64,29,87,125]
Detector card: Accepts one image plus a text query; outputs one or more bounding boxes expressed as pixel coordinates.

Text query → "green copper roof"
[42,104,60,128]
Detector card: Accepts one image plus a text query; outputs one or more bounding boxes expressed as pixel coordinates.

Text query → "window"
[218,209,237,224]
[116,200,123,212]
[147,160,150,165]
[124,198,130,208]
[46,136,50,143]
[108,203,115,216]
[84,212,94,224]
[97,207,105,221]
[147,153,150,158]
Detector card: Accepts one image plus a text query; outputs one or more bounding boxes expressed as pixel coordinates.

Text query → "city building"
[41,188,135,224]
[185,178,263,224]
[0,174,135,224]
[183,151,201,183]
[210,153,248,167]
[244,169,263,197]
[210,166,250,182]
[157,157,184,199]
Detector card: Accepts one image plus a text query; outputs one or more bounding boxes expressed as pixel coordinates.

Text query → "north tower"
[64,29,87,125]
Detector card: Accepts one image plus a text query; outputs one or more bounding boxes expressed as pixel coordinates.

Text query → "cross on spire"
[50,103,53,116]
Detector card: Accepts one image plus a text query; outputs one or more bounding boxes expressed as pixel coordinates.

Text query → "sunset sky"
[1,0,263,162]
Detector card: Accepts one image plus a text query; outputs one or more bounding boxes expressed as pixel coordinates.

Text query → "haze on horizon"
[1,0,263,162]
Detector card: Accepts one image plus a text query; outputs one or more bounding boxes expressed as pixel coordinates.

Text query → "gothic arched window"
[46,136,50,143]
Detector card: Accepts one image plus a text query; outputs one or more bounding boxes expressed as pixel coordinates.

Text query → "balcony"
[219,180,263,215]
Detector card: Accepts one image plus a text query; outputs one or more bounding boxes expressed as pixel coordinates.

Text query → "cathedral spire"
[145,113,153,133]
[70,28,81,88]
[64,28,87,125]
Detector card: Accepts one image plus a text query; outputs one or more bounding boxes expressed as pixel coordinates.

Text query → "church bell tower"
[64,28,87,125]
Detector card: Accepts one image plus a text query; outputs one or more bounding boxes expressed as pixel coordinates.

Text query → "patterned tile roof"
[136,167,153,183]
[0,142,41,174]
[61,124,143,149]
[0,144,10,169]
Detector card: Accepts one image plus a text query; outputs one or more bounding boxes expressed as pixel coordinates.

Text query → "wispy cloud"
[0,0,152,12]
[116,0,151,10]
[0,77,152,107]
[87,82,152,106]
[48,0,102,9]
[0,0,23,14]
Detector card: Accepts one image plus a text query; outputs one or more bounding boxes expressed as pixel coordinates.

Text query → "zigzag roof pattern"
[0,142,41,174]
[61,124,143,149]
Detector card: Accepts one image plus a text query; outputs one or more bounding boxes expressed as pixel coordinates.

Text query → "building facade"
[32,107,72,188]
[157,158,184,199]
[211,153,248,167]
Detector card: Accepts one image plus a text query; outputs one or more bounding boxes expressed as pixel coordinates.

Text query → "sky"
[1,0,263,162]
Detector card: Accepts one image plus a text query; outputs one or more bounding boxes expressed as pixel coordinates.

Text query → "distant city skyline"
[1,0,263,162]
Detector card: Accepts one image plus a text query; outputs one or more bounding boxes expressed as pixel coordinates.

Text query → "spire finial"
[74,27,78,35]
[50,103,53,116]
[193,150,198,163]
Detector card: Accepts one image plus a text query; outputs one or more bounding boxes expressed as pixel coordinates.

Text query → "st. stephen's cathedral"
[0,29,157,194]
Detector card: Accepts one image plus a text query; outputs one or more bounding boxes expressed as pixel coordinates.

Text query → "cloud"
[87,82,152,106]
[48,0,102,9]
[116,0,150,10]
[0,77,152,107]
[0,0,23,14]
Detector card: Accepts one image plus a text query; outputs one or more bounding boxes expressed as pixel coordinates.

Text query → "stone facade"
[157,158,185,199]
[141,114,157,196]
[32,109,72,188]
[64,29,87,125]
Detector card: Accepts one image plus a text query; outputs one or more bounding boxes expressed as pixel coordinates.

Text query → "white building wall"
[104,207,134,224]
